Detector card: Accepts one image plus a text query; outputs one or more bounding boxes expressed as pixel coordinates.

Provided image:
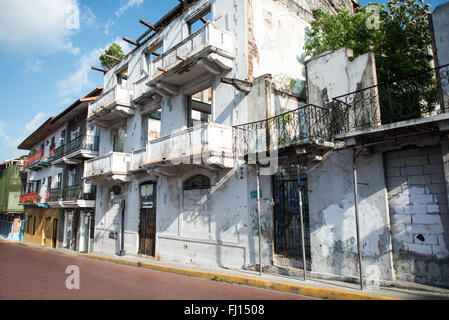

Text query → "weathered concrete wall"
[152,165,273,269]
[306,48,377,107]
[431,2,449,109]
[308,149,393,281]
[384,141,449,287]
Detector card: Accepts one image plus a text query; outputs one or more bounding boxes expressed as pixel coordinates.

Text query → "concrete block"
[424,164,444,175]
[391,214,412,225]
[432,246,449,259]
[408,175,431,185]
[392,232,413,244]
[384,151,398,160]
[387,168,401,177]
[391,223,407,234]
[398,148,422,158]
[385,158,405,168]
[386,176,407,187]
[405,156,428,166]
[400,166,423,176]
[428,262,442,279]
[404,204,427,215]
[431,174,445,184]
[408,243,433,256]
[409,193,434,205]
[427,204,441,215]
[388,185,402,197]
[429,154,443,164]
[427,183,447,195]
[411,215,443,225]
[410,222,444,234]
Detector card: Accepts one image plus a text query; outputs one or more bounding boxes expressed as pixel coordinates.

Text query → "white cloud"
[25,58,44,73]
[104,19,115,35]
[24,112,48,135]
[56,38,132,98]
[115,0,144,17]
[0,0,80,55]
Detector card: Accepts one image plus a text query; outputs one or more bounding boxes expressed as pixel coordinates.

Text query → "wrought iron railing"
[331,64,449,135]
[47,185,96,202]
[233,104,332,157]
[53,145,65,161]
[66,135,99,155]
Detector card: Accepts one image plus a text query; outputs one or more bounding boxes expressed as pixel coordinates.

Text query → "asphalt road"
[0,242,316,300]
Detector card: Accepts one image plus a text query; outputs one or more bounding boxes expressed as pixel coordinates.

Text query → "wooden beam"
[200,17,208,24]
[151,51,162,57]
[136,28,153,43]
[139,19,155,30]
[157,67,168,72]
[123,37,138,46]
[176,56,186,61]
[91,66,107,73]
[104,54,121,62]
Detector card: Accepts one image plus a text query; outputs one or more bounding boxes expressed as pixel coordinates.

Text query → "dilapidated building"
[84,0,449,290]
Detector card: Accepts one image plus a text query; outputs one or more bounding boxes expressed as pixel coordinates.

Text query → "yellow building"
[24,208,61,248]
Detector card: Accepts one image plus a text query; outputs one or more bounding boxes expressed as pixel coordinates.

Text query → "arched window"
[183,175,211,190]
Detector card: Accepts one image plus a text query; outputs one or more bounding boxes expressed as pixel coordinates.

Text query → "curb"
[81,254,400,300]
[1,240,399,300]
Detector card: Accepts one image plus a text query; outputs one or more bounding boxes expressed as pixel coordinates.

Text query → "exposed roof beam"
[104,54,122,62]
[123,37,138,46]
[139,19,155,30]
[91,66,107,73]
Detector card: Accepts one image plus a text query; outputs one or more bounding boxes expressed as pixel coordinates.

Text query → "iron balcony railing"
[331,64,449,135]
[52,135,99,161]
[48,185,96,202]
[66,135,99,155]
[233,104,333,157]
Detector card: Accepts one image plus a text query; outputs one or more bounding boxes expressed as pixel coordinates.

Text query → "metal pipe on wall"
[353,148,364,290]
[256,163,263,276]
[297,161,307,281]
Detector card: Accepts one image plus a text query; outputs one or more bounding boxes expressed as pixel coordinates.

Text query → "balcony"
[87,85,134,128]
[144,122,233,173]
[130,148,147,172]
[330,63,449,144]
[141,23,235,100]
[83,152,131,185]
[19,192,38,204]
[24,150,46,171]
[233,104,335,164]
[52,135,99,167]
[47,185,96,208]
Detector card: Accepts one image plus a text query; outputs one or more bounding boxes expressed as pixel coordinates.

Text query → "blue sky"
[0,0,446,161]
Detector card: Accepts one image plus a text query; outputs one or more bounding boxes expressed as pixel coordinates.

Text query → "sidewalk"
[3,240,449,300]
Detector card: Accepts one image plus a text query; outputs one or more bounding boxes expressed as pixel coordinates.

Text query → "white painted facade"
[88,0,357,267]
[26,126,66,201]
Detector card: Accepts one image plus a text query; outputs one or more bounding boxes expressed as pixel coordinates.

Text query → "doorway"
[139,182,157,257]
[79,212,92,253]
[272,164,311,269]
[52,219,58,248]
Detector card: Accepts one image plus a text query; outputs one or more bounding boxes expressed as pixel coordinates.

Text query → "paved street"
[0,243,316,300]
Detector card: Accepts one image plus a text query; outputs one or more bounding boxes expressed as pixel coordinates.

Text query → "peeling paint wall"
[384,143,449,287]
[306,48,377,107]
[308,149,393,281]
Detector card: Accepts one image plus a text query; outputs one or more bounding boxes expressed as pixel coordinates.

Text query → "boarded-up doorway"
[139,182,157,257]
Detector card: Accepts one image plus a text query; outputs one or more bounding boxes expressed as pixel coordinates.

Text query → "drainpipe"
[353,148,364,290]
[256,162,263,276]
[297,160,307,281]
[120,199,126,256]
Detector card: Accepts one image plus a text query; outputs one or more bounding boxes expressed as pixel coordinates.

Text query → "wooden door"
[139,182,156,257]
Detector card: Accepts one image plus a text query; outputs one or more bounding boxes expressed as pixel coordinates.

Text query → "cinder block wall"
[385,144,449,287]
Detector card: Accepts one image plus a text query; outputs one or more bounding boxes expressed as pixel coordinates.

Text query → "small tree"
[99,43,125,69]
[304,0,438,122]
